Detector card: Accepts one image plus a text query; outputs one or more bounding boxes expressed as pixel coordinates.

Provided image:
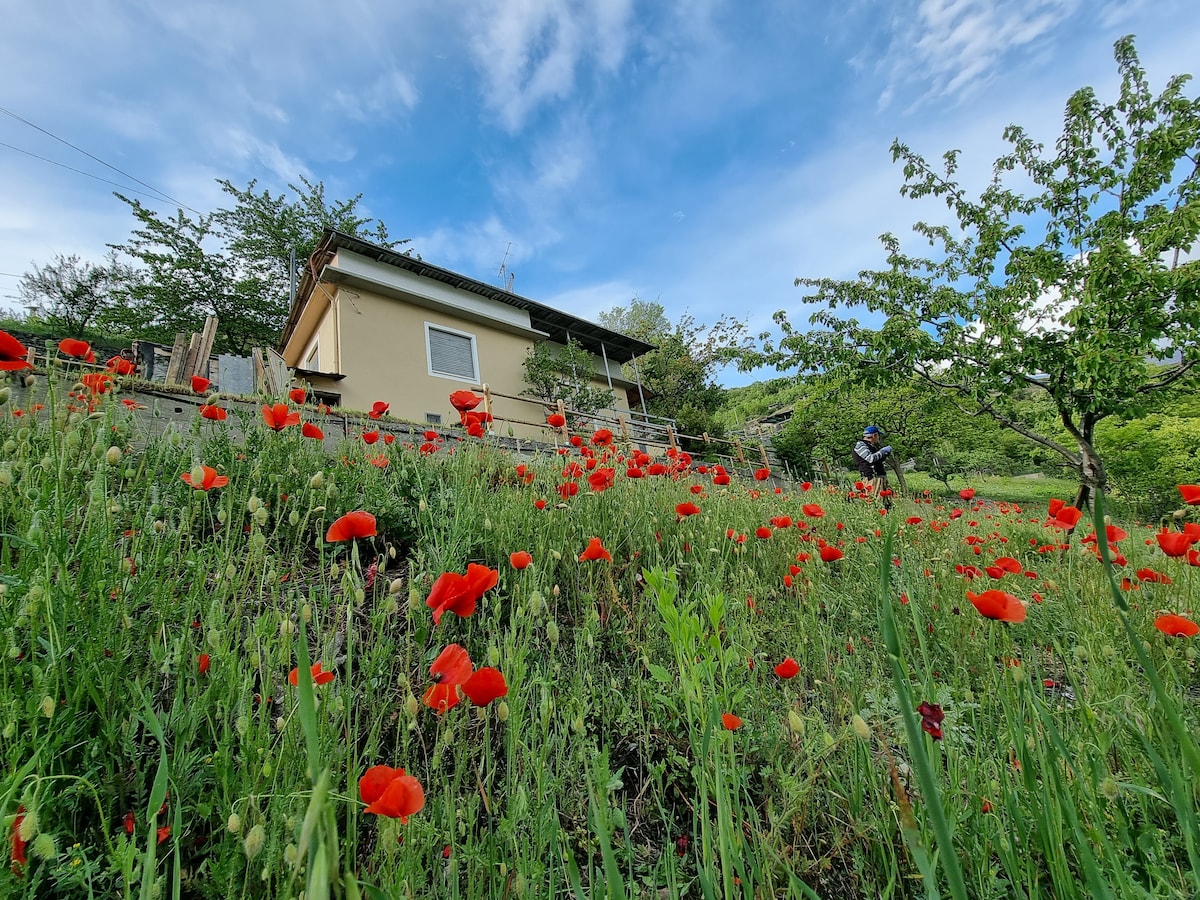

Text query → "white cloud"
[463,0,635,132]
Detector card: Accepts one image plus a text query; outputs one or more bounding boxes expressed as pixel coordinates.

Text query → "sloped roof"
[281,229,656,363]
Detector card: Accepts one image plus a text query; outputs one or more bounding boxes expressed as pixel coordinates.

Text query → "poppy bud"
[190,464,207,486]
[329,563,340,579]
[309,472,324,490]
[253,507,269,526]
[419,498,428,512]
[787,711,804,734]
[40,696,55,718]
[243,824,266,860]
[247,496,262,513]
[851,715,871,741]
[31,834,56,860]
[24,375,34,388]
[497,701,510,722]
[301,604,312,623]
[227,813,242,834]
[552,584,560,598]
[18,808,38,841]
[0,469,10,488]
[105,446,122,466]
[0,388,8,405]
[406,694,419,718]
[546,619,559,646]
[389,578,404,595]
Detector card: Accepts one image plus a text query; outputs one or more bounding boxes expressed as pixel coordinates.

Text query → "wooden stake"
[164,333,189,385]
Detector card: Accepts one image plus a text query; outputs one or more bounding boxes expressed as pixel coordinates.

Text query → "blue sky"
[1,1,1196,385]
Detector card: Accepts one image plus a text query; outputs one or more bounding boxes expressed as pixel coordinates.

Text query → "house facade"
[278,230,654,436]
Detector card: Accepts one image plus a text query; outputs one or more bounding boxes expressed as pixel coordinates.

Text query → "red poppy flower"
[959,488,976,501]
[1177,484,1200,505]
[675,502,701,519]
[558,481,579,500]
[721,713,743,731]
[1156,531,1192,558]
[426,564,499,625]
[1154,614,1199,637]
[917,701,945,740]
[1046,505,1082,530]
[755,526,772,539]
[819,546,843,563]
[325,510,378,542]
[262,403,301,431]
[190,375,211,393]
[424,643,503,713]
[754,467,771,481]
[588,468,616,492]
[81,372,112,394]
[462,667,508,706]
[180,465,229,491]
[11,806,26,871]
[302,422,324,440]
[106,355,136,375]
[0,331,33,371]
[199,404,227,421]
[547,413,566,428]
[362,430,380,444]
[449,390,482,412]
[626,467,644,478]
[359,765,425,822]
[510,551,532,569]
[58,338,92,359]
[966,589,1027,623]
[121,398,146,409]
[579,537,612,562]
[368,400,390,419]
[198,653,211,675]
[802,503,824,518]
[992,556,1023,574]
[289,662,336,686]
[774,658,800,679]
[288,388,307,403]
[591,429,614,446]
[124,811,135,835]
[712,473,731,486]
[534,498,547,510]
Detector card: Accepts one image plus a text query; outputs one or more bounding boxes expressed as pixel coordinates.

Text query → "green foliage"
[1,371,1199,897]
[16,252,138,336]
[598,298,750,441]
[742,37,1200,504]
[521,338,614,415]
[1095,414,1200,519]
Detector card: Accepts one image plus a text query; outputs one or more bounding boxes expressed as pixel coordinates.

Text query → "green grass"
[0,369,1198,899]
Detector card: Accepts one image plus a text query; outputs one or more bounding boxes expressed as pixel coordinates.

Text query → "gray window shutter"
[428,328,476,380]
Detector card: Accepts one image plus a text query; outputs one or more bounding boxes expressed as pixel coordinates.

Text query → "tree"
[521,338,615,416]
[741,37,1200,510]
[598,298,750,448]
[17,252,137,335]
[107,180,406,355]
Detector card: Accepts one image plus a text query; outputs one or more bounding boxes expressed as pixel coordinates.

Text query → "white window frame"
[424,322,480,384]
[304,339,320,371]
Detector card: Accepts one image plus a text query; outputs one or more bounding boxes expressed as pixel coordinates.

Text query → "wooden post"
[733,437,746,465]
[702,432,711,444]
[164,333,189,385]
[759,442,770,468]
[556,399,568,441]
[191,316,218,379]
[666,425,677,451]
[618,414,629,442]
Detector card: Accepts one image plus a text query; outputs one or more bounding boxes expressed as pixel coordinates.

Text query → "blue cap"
[864,425,880,435]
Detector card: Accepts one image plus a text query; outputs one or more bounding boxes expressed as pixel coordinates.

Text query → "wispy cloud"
[463,0,635,132]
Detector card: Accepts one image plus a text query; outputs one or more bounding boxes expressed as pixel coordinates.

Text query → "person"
[853,425,894,508]
[105,347,138,377]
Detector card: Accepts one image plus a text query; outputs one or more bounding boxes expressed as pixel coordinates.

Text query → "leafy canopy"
[741,36,1200,500]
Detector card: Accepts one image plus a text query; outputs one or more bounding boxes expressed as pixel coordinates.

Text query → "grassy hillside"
[1,368,1199,899]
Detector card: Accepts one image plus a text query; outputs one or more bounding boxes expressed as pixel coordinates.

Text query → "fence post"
[666,425,677,452]
[556,399,569,441]
[759,442,770,468]
[734,437,746,465]
[618,414,629,442]
[702,432,710,444]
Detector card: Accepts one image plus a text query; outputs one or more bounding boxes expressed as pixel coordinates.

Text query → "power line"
[0,105,204,215]
[0,140,195,210]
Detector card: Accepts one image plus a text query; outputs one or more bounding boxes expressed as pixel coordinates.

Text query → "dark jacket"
[853,439,889,477]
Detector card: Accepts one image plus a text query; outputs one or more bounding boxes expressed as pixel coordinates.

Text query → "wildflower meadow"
[1,335,1199,899]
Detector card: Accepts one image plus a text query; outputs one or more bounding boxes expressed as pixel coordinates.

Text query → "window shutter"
[427,328,476,380]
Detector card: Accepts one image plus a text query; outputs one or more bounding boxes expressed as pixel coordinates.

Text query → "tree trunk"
[1069,419,1107,514]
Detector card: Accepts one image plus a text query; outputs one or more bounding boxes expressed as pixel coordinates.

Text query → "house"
[278,230,655,435]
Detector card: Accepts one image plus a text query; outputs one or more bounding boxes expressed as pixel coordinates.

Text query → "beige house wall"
[282,249,638,440]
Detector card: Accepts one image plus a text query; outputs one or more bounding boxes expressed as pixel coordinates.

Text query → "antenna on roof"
[497,242,515,292]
